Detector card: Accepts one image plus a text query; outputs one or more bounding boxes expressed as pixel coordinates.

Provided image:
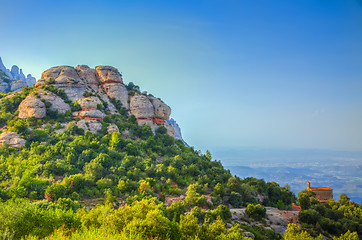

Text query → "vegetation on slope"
[0,86,360,240]
[298,190,362,238]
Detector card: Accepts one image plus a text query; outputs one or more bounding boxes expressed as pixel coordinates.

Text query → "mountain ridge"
[0,56,36,93]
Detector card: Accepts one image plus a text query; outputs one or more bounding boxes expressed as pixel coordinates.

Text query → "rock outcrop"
[95,66,123,83]
[37,66,88,101]
[10,80,27,92]
[18,90,71,118]
[165,118,188,146]
[76,65,99,91]
[0,57,37,93]
[16,64,176,138]
[37,89,70,114]
[78,97,101,109]
[18,96,46,118]
[130,93,155,119]
[0,132,26,148]
[78,109,105,119]
[130,94,171,120]
[76,120,102,134]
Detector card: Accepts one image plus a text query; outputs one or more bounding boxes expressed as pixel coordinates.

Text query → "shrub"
[245,204,266,220]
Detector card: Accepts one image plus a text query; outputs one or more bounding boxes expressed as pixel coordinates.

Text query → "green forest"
[0,86,361,240]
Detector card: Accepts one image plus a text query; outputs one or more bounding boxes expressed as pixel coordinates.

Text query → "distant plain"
[215,148,362,203]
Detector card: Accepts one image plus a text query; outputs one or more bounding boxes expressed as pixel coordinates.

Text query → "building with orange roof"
[306,182,333,203]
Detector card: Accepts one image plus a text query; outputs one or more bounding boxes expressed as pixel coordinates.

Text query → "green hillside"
[0,68,360,239]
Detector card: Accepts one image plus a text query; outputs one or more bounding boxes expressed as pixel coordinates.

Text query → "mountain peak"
[16,64,176,138]
[0,57,36,93]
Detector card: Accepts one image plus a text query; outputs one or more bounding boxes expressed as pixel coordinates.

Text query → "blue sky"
[0,0,361,152]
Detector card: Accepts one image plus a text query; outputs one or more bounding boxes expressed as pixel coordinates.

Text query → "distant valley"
[215,148,362,203]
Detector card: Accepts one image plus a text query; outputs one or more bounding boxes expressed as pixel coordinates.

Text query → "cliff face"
[0,57,36,93]
[18,65,175,137]
[165,118,189,146]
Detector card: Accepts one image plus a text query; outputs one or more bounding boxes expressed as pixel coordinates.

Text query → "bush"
[229,191,243,208]
[298,209,321,225]
[245,204,266,220]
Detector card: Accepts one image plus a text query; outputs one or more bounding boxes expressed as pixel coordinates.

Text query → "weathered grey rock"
[78,97,101,110]
[10,66,20,80]
[76,65,99,85]
[95,66,123,83]
[76,120,102,134]
[41,66,81,83]
[10,80,27,92]
[137,119,157,133]
[150,97,171,119]
[164,123,175,137]
[130,93,154,118]
[107,124,119,133]
[0,57,6,72]
[18,95,46,118]
[37,89,70,113]
[0,132,26,148]
[97,90,118,114]
[0,81,9,92]
[26,74,36,86]
[79,109,105,119]
[19,69,26,81]
[166,118,182,140]
[38,66,88,101]
[102,83,129,109]
[0,57,36,92]
[137,119,175,137]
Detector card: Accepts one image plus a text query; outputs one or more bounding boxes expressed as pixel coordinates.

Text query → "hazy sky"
[0,0,361,152]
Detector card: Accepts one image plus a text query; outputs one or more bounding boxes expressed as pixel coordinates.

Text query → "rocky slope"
[166,118,189,146]
[0,57,36,93]
[14,64,175,139]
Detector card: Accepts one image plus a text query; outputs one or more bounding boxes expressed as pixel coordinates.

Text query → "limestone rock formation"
[165,118,188,146]
[0,57,6,73]
[76,97,105,119]
[94,66,129,109]
[18,96,46,118]
[37,89,70,114]
[151,97,171,120]
[0,81,8,92]
[78,97,101,110]
[10,80,27,92]
[130,93,154,118]
[102,83,129,109]
[11,66,21,80]
[78,109,105,119]
[95,66,123,83]
[76,120,102,134]
[37,66,88,101]
[0,57,37,93]
[16,64,176,138]
[26,74,36,86]
[41,66,81,84]
[164,123,175,137]
[76,65,99,91]
[0,132,26,148]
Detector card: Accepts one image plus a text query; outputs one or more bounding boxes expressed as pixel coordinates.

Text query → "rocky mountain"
[0,65,176,147]
[0,57,36,93]
[1,64,357,240]
[166,118,189,146]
